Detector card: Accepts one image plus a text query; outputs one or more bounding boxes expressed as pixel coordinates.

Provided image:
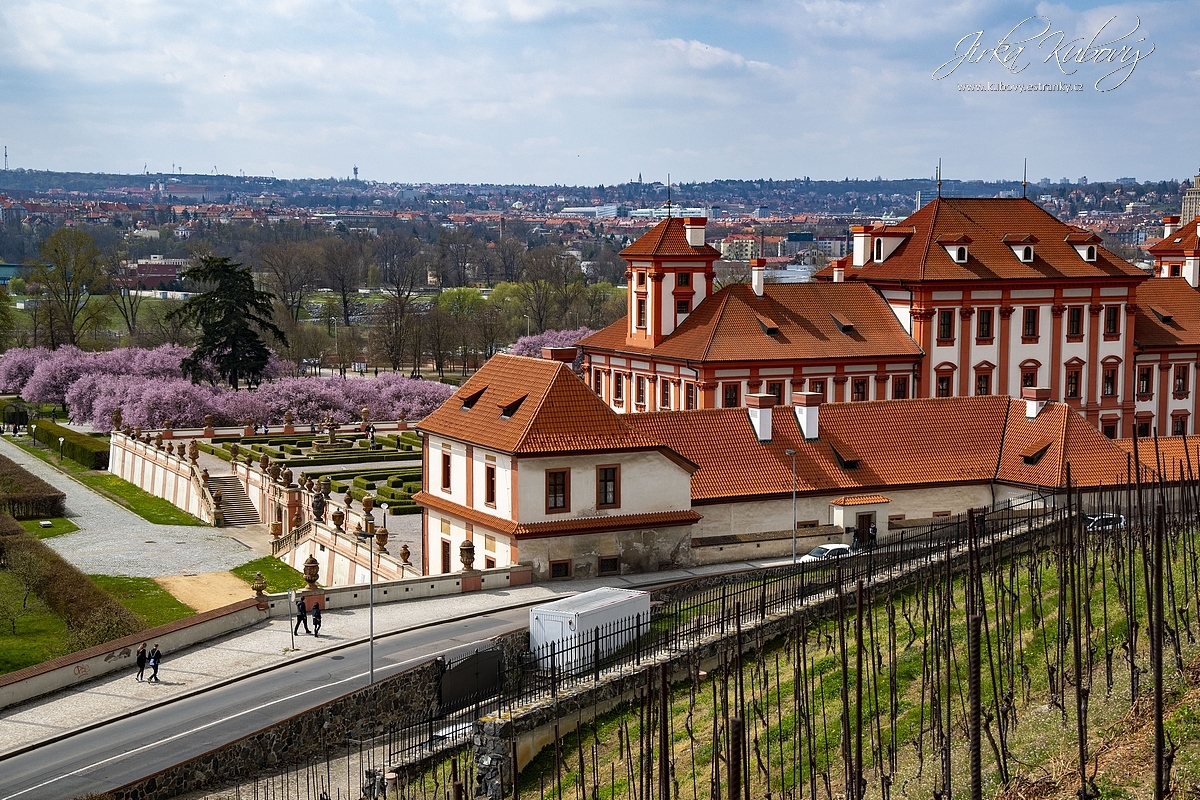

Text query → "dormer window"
[460,387,486,411]
[954,246,968,263]
[937,234,972,263]
[1085,245,1096,261]
[1065,232,1101,261]
[499,394,526,420]
[1021,246,1033,262]
[873,238,883,262]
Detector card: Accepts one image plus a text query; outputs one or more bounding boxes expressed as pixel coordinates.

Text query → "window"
[685,383,696,410]
[975,372,991,396]
[1021,369,1037,389]
[441,452,452,491]
[893,375,908,399]
[1067,307,1083,337]
[1102,368,1117,397]
[1102,424,1117,439]
[1022,307,1039,338]
[1136,421,1151,438]
[637,272,646,287]
[851,378,868,401]
[441,539,451,574]
[1175,364,1190,394]
[977,309,993,340]
[1174,417,1188,436]
[614,374,624,403]
[767,382,783,403]
[636,375,646,405]
[1171,264,1182,277]
[485,557,496,569]
[593,370,603,395]
[1138,366,1153,396]
[598,556,620,575]
[1021,246,1033,262]
[936,375,952,397]
[549,560,572,579]
[484,464,496,506]
[546,470,570,513]
[937,309,954,341]
[1104,306,1120,336]
[874,238,883,261]
[676,272,690,287]
[723,383,740,408]
[1066,369,1080,398]
[597,466,619,508]
[955,246,967,263]
[676,298,690,315]
[636,299,647,328]
[1086,245,1096,261]
[660,379,671,408]
[809,379,826,399]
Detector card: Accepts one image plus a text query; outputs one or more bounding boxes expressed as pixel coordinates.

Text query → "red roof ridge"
[698,287,736,360]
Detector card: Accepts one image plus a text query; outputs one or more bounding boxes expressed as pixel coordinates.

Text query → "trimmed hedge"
[0,453,66,519]
[31,419,109,470]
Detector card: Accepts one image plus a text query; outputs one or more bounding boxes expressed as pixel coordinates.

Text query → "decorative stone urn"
[244,453,254,467]
[319,477,332,497]
[361,495,374,514]
[164,441,174,456]
[153,432,163,449]
[133,426,142,441]
[251,571,267,597]
[200,467,210,484]
[398,542,411,566]
[331,507,344,531]
[361,406,370,428]
[312,492,326,521]
[111,408,122,431]
[459,538,476,571]
[282,468,293,487]
[268,463,281,482]
[343,489,354,510]
[187,440,200,464]
[375,528,389,554]
[229,442,240,460]
[269,521,282,538]
[259,453,270,470]
[302,554,320,591]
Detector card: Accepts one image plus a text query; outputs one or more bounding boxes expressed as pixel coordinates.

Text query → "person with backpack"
[311,603,322,638]
[147,644,162,682]
[135,643,147,682]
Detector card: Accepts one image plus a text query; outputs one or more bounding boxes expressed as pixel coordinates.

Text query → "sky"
[0,0,1195,185]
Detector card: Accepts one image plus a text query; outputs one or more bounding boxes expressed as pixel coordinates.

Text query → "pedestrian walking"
[135,643,147,682]
[148,643,162,682]
[868,522,878,550]
[311,603,322,638]
[294,595,310,635]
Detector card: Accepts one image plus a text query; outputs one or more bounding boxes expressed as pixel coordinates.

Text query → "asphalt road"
[0,605,533,800]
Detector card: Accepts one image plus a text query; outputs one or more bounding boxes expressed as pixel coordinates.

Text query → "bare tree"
[319,238,364,326]
[368,298,410,372]
[496,236,525,283]
[107,252,148,340]
[423,305,453,378]
[437,228,475,287]
[256,241,317,322]
[34,227,111,347]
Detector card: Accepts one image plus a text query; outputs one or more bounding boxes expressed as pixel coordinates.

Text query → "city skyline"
[0,0,1196,185]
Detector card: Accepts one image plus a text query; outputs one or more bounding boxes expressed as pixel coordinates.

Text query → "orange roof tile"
[813,197,1146,283]
[620,217,722,259]
[1148,219,1200,254]
[1115,435,1200,481]
[579,282,922,363]
[1133,278,1200,348]
[416,353,670,457]
[830,494,891,506]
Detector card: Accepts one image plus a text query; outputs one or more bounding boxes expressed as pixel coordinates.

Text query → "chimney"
[1022,386,1052,418]
[683,217,707,247]
[832,264,845,283]
[792,391,822,439]
[851,225,870,267]
[1164,214,1181,238]
[750,257,766,298]
[541,346,577,364]
[746,393,776,442]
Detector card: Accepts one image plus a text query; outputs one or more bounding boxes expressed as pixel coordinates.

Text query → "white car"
[798,543,852,564]
[1086,513,1126,531]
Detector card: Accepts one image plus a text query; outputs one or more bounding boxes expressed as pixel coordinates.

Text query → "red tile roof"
[626,396,1140,502]
[1133,278,1200,348]
[830,494,891,506]
[417,354,665,456]
[620,217,722,259]
[579,282,922,362]
[813,198,1146,283]
[1148,219,1200,254]
[1115,435,1200,481]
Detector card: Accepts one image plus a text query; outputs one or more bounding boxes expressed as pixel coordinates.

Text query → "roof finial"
[1022,158,1028,198]
[936,159,942,198]
[666,173,672,218]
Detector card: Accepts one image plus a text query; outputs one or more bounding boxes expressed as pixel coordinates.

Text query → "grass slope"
[88,575,194,628]
[19,517,79,539]
[232,556,308,594]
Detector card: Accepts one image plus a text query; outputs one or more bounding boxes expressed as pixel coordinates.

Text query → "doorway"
[441,539,452,574]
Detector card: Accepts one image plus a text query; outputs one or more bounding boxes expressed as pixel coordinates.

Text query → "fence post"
[635,613,641,666]
[594,626,601,685]
[550,640,557,701]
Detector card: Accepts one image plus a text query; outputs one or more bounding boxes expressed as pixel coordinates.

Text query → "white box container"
[529,587,651,673]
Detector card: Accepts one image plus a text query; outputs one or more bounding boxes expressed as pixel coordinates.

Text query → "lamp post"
[367,503,375,685]
[523,315,531,337]
[785,449,797,564]
[58,436,65,463]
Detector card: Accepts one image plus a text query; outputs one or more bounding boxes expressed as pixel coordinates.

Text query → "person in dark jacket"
[148,644,162,682]
[135,643,147,682]
[311,603,322,638]
[294,596,310,635]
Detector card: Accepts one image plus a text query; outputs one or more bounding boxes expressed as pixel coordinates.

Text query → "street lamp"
[785,449,797,564]
[523,315,531,337]
[58,436,65,463]
[367,503,376,685]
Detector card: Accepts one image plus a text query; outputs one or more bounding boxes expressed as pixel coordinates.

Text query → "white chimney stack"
[750,257,766,298]
[683,217,707,247]
[832,264,845,283]
[793,391,822,439]
[1164,215,1181,238]
[1022,386,1051,419]
[746,393,776,442]
[851,225,870,267]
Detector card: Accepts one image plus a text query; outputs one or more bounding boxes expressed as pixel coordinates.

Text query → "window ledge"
[935,338,955,347]
[1066,335,1084,343]
[1175,391,1191,400]
[545,507,571,515]
[975,337,994,346]
[1103,333,1121,341]
[1021,335,1040,344]
[1137,393,1154,402]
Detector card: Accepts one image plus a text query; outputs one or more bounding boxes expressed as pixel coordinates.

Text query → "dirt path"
[155,572,254,612]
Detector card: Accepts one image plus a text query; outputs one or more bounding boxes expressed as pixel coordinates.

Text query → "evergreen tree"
[169,256,287,389]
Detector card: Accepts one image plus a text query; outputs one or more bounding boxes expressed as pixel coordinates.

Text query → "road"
[0,605,532,800]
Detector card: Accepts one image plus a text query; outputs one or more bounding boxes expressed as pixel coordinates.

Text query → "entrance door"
[857,513,876,547]
[441,539,452,574]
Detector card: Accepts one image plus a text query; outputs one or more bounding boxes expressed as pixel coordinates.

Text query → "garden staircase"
[205,475,261,526]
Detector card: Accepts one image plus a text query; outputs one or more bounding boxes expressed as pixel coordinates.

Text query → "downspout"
[990,396,1013,508]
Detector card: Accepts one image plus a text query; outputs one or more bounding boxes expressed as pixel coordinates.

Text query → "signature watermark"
[932,16,1154,92]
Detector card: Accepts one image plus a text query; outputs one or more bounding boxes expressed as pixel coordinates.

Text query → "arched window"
[874,238,883,261]
[955,246,967,263]
[1085,245,1096,261]
[1022,246,1033,262]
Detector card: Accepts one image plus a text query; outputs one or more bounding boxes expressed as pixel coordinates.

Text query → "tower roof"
[620,217,721,259]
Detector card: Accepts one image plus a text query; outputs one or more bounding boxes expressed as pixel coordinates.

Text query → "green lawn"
[88,576,195,628]
[232,556,308,593]
[0,571,68,675]
[7,436,206,526]
[19,517,79,539]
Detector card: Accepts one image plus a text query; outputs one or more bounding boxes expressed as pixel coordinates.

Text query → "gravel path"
[0,436,256,577]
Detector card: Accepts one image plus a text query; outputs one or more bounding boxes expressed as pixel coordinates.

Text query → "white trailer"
[529,587,651,673]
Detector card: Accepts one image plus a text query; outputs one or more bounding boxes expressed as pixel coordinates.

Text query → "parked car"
[798,543,852,564]
[1086,513,1126,531]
